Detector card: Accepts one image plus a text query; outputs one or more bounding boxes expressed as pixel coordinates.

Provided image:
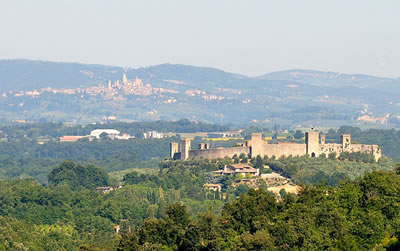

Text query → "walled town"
[171,131,382,161]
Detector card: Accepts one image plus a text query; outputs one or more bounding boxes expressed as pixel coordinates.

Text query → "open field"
[267,184,300,195]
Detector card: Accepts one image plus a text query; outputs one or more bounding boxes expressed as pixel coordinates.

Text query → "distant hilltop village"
[170,132,381,161]
[4,73,178,100]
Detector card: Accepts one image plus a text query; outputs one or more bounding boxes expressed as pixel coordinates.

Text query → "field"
[267,184,300,195]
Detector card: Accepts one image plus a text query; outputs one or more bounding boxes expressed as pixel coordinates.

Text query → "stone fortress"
[170,132,382,161]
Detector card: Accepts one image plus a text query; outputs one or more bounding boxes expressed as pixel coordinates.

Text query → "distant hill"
[0,60,244,92]
[0,59,399,127]
[0,59,123,92]
[127,63,245,84]
[258,69,400,92]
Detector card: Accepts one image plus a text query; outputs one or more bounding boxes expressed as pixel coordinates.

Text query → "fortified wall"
[170,132,381,161]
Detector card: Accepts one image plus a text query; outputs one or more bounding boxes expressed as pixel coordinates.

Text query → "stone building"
[170,132,381,161]
[212,164,260,177]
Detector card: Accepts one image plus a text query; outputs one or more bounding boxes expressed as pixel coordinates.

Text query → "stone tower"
[250,133,263,158]
[306,131,319,157]
[320,134,326,144]
[170,142,179,159]
[180,138,191,160]
[198,143,209,150]
[341,134,351,151]
[122,73,128,84]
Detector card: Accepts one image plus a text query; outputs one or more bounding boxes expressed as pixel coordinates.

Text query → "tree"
[294,130,304,139]
[166,203,189,227]
[234,184,249,197]
[123,171,140,185]
[99,132,109,140]
[239,231,277,251]
[255,155,263,169]
[117,231,140,251]
[328,152,337,160]
[279,188,287,199]
[179,223,201,251]
[48,161,109,190]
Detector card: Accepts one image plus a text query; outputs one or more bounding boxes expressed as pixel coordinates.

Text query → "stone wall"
[319,143,381,161]
[173,133,381,161]
[261,143,306,158]
[189,146,250,159]
[319,143,343,155]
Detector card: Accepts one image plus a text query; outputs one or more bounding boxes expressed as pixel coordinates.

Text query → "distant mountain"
[127,63,246,84]
[0,60,245,92]
[0,59,399,127]
[0,59,123,92]
[258,69,400,90]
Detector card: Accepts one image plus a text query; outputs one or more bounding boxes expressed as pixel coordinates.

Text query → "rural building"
[59,136,87,142]
[143,130,164,139]
[213,164,259,177]
[90,129,121,139]
[95,185,122,193]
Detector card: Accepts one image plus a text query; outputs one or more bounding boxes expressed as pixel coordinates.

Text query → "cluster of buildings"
[3,73,178,99]
[203,163,292,193]
[203,163,261,192]
[59,129,134,142]
[143,130,166,139]
[357,114,389,124]
[59,129,170,142]
[212,163,259,177]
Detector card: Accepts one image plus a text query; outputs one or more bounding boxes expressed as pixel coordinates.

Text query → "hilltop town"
[4,73,178,100]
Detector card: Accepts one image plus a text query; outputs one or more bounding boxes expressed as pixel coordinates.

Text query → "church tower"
[122,73,128,84]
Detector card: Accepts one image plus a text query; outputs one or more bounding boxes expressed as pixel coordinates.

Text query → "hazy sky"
[1,0,399,77]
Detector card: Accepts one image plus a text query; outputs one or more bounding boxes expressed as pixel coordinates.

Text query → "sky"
[0,0,399,78]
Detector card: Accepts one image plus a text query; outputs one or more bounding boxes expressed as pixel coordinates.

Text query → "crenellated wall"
[319,143,381,161]
[172,132,381,161]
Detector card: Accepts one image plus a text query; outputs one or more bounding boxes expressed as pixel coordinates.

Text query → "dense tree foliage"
[0,119,229,139]
[0,158,399,249]
[48,161,109,190]
[0,137,172,183]
[264,155,395,186]
[117,170,400,250]
[0,160,228,249]
[293,130,304,139]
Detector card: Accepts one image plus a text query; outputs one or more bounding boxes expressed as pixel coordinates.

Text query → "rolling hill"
[0,59,399,127]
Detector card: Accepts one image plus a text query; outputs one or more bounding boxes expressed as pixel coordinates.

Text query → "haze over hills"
[0,59,399,127]
[259,69,400,90]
